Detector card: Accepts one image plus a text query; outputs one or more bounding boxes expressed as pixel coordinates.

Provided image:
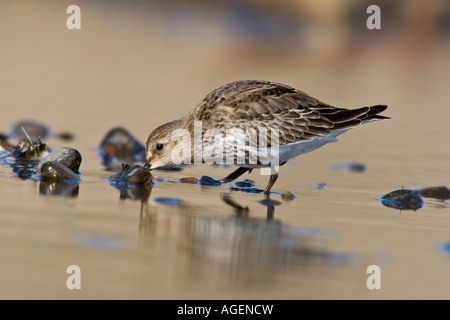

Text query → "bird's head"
[144,120,191,170]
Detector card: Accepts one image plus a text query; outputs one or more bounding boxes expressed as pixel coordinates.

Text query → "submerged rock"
[37,147,82,173]
[0,133,9,141]
[56,132,75,141]
[231,187,265,194]
[417,186,450,200]
[198,175,223,186]
[13,138,50,161]
[0,139,15,152]
[234,179,256,188]
[107,163,152,187]
[107,163,153,201]
[12,165,35,180]
[312,183,328,190]
[333,163,368,173]
[380,189,425,211]
[152,175,167,183]
[9,120,52,141]
[177,177,198,184]
[40,161,81,183]
[9,120,75,142]
[99,127,145,167]
[281,191,296,200]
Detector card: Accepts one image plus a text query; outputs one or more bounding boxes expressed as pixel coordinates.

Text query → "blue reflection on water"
[153,197,183,205]
[73,231,129,251]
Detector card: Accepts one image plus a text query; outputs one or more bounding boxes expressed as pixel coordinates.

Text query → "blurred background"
[1,0,448,142]
[0,0,449,299]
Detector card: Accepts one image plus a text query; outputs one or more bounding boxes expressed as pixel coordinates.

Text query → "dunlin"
[144,80,388,196]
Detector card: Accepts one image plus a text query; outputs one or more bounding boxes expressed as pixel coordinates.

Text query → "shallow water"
[1,1,450,299]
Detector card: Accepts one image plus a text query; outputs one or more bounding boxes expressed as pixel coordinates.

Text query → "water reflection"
[222,192,278,220]
[116,183,151,201]
[136,191,353,289]
[39,180,80,198]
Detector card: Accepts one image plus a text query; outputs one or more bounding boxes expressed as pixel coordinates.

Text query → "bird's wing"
[195,80,342,146]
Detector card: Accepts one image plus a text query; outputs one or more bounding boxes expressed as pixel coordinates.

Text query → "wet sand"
[0,0,450,299]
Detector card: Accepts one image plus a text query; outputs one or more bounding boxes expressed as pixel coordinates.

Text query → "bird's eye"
[156,144,164,151]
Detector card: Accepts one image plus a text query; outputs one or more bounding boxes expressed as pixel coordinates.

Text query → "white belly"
[237,127,354,169]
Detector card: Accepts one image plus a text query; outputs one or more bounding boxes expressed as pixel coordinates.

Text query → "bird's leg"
[264,173,278,198]
[220,167,250,183]
[263,162,285,197]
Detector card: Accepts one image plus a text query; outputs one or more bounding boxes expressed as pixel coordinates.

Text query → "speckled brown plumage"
[144,80,389,196]
[189,80,388,146]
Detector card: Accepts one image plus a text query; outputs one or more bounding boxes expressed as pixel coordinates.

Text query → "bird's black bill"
[142,161,151,170]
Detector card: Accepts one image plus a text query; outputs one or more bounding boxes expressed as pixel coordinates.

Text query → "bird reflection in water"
[136,189,351,289]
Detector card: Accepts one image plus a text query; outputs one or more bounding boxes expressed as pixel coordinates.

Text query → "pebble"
[333,163,367,173]
[9,120,52,141]
[56,132,75,141]
[380,189,425,211]
[12,138,50,160]
[37,147,82,173]
[107,163,152,201]
[12,166,34,180]
[312,183,328,190]
[177,177,198,184]
[40,161,81,183]
[198,175,223,186]
[152,175,167,183]
[0,139,15,152]
[417,186,450,200]
[107,163,152,187]
[281,191,296,200]
[99,127,145,166]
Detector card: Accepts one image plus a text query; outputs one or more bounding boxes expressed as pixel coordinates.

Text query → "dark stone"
[107,164,153,201]
[380,189,425,211]
[333,163,368,173]
[281,191,296,200]
[13,138,50,160]
[177,177,198,184]
[56,132,75,141]
[12,166,34,180]
[107,164,152,187]
[99,127,145,167]
[37,147,82,173]
[0,138,15,152]
[40,161,81,182]
[198,175,223,186]
[10,120,52,141]
[417,186,450,200]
